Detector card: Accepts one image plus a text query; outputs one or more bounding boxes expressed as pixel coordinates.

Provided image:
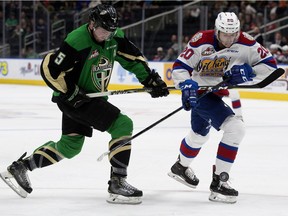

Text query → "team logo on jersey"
[201,47,216,56]
[191,32,203,42]
[89,49,99,59]
[91,57,112,91]
[197,56,231,77]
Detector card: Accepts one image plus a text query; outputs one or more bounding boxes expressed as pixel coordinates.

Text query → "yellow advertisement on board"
[163,62,174,86]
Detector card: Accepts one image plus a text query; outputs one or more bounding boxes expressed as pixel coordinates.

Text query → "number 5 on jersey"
[54,52,66,65]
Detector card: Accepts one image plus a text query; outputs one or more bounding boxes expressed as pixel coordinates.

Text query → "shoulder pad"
[237,32,256,46]
[189,30,215,48]
[65,25,91,50]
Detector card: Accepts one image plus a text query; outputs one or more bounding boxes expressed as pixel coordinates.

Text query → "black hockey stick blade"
[229,68,284,89]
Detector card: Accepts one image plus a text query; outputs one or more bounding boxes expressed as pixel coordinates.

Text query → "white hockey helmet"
[215,12,240,34]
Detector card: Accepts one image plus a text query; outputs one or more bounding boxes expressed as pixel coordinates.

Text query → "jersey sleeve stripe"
[172,59,194,74]
[257,56,277,69]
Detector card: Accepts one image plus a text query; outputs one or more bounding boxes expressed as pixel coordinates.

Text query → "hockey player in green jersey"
[0,4,169,204]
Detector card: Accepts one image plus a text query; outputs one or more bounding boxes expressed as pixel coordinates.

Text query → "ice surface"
[0,84,288,215]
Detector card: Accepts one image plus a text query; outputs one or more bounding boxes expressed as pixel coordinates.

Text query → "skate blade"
[167,172,197,189]
[106,193,142,205]
[0,171,28,198]
[209,191,237,204]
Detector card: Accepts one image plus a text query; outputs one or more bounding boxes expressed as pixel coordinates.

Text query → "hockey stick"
[88,68,284,98]
[205,68,284,90]
[87,86,176,98]
[96,106,183,162]
[227,68,284,89]
[197,68,284,99]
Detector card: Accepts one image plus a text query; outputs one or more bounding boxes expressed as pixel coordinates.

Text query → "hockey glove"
[224,63,255,85]
[179,79,199,111]
[141,69,169,98]
[59,85,91,108]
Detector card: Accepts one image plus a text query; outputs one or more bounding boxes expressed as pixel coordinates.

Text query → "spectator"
[242,13,256,32]
[5,13,18,35]
[8,25,24,57]
[271,31,286,47]
[266,11,278,33]
[24,46,39,59]
[251,26,263,46]
[255,12,264,27]
[269,44,283,64]
[36,18,47,52]
[167,34,179,53]
[278,45,288,64]
[182,35,190,50]
[5,13,18,27]
[153,47,165,61]
[162,48,177,62]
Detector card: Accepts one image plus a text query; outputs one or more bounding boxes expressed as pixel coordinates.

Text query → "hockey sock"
[179,138,201,164]
[109,137,131,177]
[179,130,209,167]
[231,99,241,109]
[216,116,245,174]
[215,142,238,174]
[24,135,84,171]
[106,113,133,177]
[228,89,243,117]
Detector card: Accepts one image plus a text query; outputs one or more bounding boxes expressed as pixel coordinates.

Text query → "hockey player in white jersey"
[168,12,277,203]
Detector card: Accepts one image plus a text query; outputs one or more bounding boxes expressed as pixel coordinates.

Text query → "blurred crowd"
[152,1,288,63]
[1,0,288,63]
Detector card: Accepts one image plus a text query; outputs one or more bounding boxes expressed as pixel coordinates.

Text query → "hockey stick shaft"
[197,78,230,100]
[87,86,176,98]
[97,106,183,161]
[89,68,283,98]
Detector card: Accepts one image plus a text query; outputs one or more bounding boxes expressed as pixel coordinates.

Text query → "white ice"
[0,84,288,216]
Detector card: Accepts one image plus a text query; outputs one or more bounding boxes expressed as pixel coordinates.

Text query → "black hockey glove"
[141,69,169,98]
[59,85,91,108]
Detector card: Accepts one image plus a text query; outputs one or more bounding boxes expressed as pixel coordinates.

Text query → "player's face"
[92,26,114,42]
[218,32,238,48]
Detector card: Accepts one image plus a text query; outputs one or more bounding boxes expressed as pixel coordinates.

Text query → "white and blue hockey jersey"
[172,30,277,88]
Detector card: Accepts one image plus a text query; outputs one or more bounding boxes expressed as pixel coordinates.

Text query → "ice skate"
[209,166,238,204]
[168,160,199,188]
[0,152,32,198]
[107,176,143,204]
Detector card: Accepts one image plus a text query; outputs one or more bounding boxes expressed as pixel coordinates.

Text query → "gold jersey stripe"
[42,53,68,93]
[117,51,146,62]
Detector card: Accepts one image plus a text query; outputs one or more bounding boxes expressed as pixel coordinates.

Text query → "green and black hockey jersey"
[41,24,151,95]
